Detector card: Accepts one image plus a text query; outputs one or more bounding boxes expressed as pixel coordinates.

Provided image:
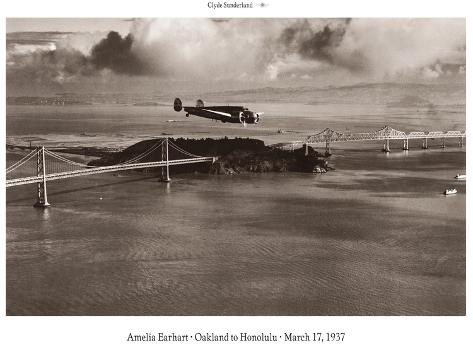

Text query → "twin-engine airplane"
[174,98,263,126]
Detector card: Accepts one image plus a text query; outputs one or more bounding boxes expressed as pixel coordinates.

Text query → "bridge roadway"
[6,157,215,188]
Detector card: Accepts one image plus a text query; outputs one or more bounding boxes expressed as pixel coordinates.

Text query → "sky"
[6,18,132,35]
[6,18,466,95]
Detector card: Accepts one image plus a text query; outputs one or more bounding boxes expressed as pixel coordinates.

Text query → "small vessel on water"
[444,188,458,195]
[454,174,466,180]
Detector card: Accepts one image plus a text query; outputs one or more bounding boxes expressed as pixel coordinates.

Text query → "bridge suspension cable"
[119,139,164,164]
[167,140,203,158]
[44,149,92,168]
[6,149,38,173]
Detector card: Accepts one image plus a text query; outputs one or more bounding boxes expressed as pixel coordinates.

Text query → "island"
[89,137,330,175]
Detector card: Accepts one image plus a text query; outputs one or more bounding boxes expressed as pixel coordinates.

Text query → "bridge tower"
[33,146,50,208]
[383,139,390,153]
[160,138,171,183]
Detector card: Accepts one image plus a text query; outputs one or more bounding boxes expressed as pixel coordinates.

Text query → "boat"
[444,188,458,195]
[454,174,466,180]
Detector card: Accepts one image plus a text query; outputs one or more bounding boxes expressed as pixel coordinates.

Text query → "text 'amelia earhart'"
[127,332,276,342]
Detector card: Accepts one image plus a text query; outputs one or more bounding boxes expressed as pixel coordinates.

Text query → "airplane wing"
[201,109,231,118]
[182,106,234,123]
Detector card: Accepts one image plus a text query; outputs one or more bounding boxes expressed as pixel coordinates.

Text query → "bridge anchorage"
[299,125,466,154]
[6,138,216,208]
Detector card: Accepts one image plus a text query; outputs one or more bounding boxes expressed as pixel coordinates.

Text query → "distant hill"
[199,82,465,107]
[6,82,465,108]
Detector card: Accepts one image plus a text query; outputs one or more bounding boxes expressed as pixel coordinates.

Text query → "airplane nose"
[248,111,259,123]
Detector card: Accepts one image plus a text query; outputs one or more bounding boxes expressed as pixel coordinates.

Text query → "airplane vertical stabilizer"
[196,99,205,108]
[174,98,182,112]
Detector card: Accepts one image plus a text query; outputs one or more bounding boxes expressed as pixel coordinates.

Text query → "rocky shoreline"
[89,137,331,175]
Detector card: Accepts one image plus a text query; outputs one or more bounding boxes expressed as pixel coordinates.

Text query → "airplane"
[173,98,263,126]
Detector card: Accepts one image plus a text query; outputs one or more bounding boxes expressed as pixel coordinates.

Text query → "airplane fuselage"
[174,98,262,124]
[183,106,247,123]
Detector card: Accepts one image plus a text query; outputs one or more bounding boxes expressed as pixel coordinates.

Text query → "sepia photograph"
[5,16,466,318]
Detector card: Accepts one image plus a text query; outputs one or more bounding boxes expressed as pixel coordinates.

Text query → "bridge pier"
[422,138,428,149]
[304,143,308,156]
[441,138,446,149]
[403,139,409,150]
[383,139,390,153]
[160,138,171,183]
[33,147,50,208]
[325,140,331,155]
[459,137,464,147]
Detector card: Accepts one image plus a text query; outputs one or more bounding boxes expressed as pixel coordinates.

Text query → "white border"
[2,1,471,354]
[2,0,472,18]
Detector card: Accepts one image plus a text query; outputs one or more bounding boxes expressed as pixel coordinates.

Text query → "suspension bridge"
[6,138,216,207]
[287,126,466,154]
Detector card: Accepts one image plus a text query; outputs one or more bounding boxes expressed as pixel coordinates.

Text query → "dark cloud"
[299,25,346,62]
[89,31,149,75]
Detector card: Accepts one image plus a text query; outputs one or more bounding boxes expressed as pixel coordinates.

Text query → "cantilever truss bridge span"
[291,126,465,154]
[6,138,216,207]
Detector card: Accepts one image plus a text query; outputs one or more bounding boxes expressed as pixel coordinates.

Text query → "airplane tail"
[174,98,182,112]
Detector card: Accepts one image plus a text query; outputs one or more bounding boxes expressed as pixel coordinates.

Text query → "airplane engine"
[232,112,244,124]
[241,111,259,124]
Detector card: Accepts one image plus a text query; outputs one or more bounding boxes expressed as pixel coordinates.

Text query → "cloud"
[127,18,465,81]
[125,18,279,79]
[6,18,466,92]
[89,31,148,75]
[275,18,465,79]
[279,19,350,64]
[7,45,92,85]
[334,19,466,78]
